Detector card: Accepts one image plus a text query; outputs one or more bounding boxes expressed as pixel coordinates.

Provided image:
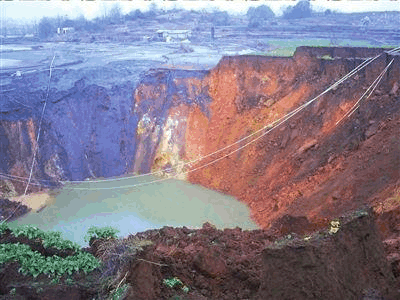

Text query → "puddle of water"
[8,176,258,247]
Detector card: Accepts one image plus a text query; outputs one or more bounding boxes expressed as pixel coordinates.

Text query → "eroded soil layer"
[1,209,398,299]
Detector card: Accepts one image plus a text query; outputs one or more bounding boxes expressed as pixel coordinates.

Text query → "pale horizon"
[1,0,399,24]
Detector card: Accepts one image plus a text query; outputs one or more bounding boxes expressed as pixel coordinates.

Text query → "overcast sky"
[1,0,399,23]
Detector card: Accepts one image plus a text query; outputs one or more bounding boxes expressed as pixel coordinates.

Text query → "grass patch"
[84,225,120,242]
[319,54,335,60]
[245,38,395,57]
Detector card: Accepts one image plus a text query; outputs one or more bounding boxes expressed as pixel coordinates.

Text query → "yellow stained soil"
[10,190,57,212]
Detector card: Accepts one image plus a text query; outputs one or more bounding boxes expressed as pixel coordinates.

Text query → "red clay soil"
[258,209,399,300]
[93,210,400,300]
[1,211,399,299]
[2,47,400,299]
[186,48,400,233]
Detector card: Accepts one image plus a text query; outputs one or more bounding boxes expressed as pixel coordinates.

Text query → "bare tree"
[109,4,123,24]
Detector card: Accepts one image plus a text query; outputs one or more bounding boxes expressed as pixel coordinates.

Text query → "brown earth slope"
[181,47,400,232]
[1,46,400,299]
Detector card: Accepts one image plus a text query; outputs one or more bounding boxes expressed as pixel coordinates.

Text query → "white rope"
[63,49,386,185]
[0,172,53,183]
[0,174,50,187]
[2,53,56,222]
[22,54,56,195]
[4,47,399,189]
[336,58,395,125]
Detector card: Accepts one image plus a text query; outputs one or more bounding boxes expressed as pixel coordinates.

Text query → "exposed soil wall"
[186,47,400,232]
[258,209,399,300]
[1,47,400,237]
[0,78,137,188]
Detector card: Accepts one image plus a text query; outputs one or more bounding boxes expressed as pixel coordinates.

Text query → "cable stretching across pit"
[2,47,399,190]
[65,47,399,190]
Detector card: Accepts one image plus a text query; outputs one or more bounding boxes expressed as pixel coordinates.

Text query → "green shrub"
[84,226,120,242]
[0,221,8,234]
[109,283,129,300]
[0,243,101,278]
[163,277,189,293]
[9,224,81,251]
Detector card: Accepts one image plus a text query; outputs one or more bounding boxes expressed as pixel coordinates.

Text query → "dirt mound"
[87,211,398,299]
[117,223,272,300]
[0,206,398,299]
[259,209,399,300]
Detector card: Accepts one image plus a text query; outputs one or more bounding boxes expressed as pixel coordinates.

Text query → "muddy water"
[8,176,258,246]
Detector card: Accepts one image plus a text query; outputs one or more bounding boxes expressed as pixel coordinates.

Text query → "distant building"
[156,30,191,42]
[57,27,74,35]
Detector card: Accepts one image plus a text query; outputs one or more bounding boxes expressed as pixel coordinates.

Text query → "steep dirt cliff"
[0,78,137,195]
[1,46,400,299]
[185,47,400,232]
[131,46,400,236]
[131,69,210,177]
[1,47,400,235]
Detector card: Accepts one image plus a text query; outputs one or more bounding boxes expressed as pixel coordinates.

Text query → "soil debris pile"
[259,209,399,299]
[0,208,399,299]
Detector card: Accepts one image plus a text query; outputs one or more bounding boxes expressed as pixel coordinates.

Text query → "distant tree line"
[282,1,313,19]
[246,1,334,28]
[37,3,161,39]
[35,1,335,40]
[247,5,275,28]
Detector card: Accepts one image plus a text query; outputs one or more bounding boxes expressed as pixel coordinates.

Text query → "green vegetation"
[0,222,103,279]
[0,243,100,278]
[247,5,275,28]
[84,225,120,242]
[282,0,313,20]
[247,39,396,57]
[109,283,130,300]
[163,277,190,293]
[10,224,81,251]
[0,221,8,234]
[0,222,155,298]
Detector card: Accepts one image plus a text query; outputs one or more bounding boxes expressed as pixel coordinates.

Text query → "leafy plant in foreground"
[84,226,120,242]
[0,221,8,234]
[109,283,129,300]
[5,224,81,251]
[163,277,190,293]
[0,243,101,278]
